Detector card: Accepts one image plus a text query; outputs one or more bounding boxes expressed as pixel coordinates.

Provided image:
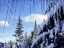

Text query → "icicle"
[10,9,13,15]
[3,10,7,33]
[3,4,9,33]
[20,4,22,13]
[13,14,16,26]
[7,11,8,19]
[22,0,25,11]
[13,16,15,26]
[13,9,16,26]
[26,0,29,5]
[13,5,16,26]
[45,0,46,11]
[12,0,17,26]
[14,0,16,13]
[10,0,15,15]
[21,1,23,12]
[0,0,2,11]
[24,0,25,6]
[3,14,7,33]
[33,0,35,12]
[30,0,31,14]
[16,0,19,3]
[35,0,38,7]
[12,0,15,3]
[3,0,5,10]
[40,0,43,14]
[9,15,11,19]
[3,21,5,33]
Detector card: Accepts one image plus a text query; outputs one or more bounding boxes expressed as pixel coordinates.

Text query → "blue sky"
[0,0,48,42]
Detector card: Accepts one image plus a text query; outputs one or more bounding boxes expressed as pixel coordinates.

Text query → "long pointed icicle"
[13,0,16,26]
[9,14,11,19]
[3,3,9,33]
[33,0,35,12]
[13,16,15,26]
[3,12,8,33]
[41,0,43,14]
[13,7,16,26]
[0,0,2,11]
[30,0,31,14]
[3,0,5,10]
[45,0,46,11]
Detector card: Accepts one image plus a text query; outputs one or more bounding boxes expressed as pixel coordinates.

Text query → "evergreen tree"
[24,32,27,38]
[9,40,13,48]
[33,20,37,39]
[13,16,24,46]
[31,31,34,40]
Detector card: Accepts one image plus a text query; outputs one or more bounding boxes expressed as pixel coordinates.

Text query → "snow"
[37,17,48,35]
[1,0,64,48]
[31,32,49,48]
[62,23,64,31]
[49,29,54,38]
[54,26,59,36]
[38,0,64,35]
[32,0,64,48]
[21,38,29,48]
[47,43,54,48]
[61,23,64,37]
[12,43,16,48]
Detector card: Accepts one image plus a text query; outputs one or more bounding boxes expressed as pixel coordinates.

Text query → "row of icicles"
[0,0,58,33]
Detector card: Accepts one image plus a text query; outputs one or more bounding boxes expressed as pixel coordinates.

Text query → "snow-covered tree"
[9,40,13,48]
[24,32,27,38]
[33,20,38,39]
[31,0,64,48]
[13,16,24,48]
[37,25,40,32]
[21,36,29,48]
